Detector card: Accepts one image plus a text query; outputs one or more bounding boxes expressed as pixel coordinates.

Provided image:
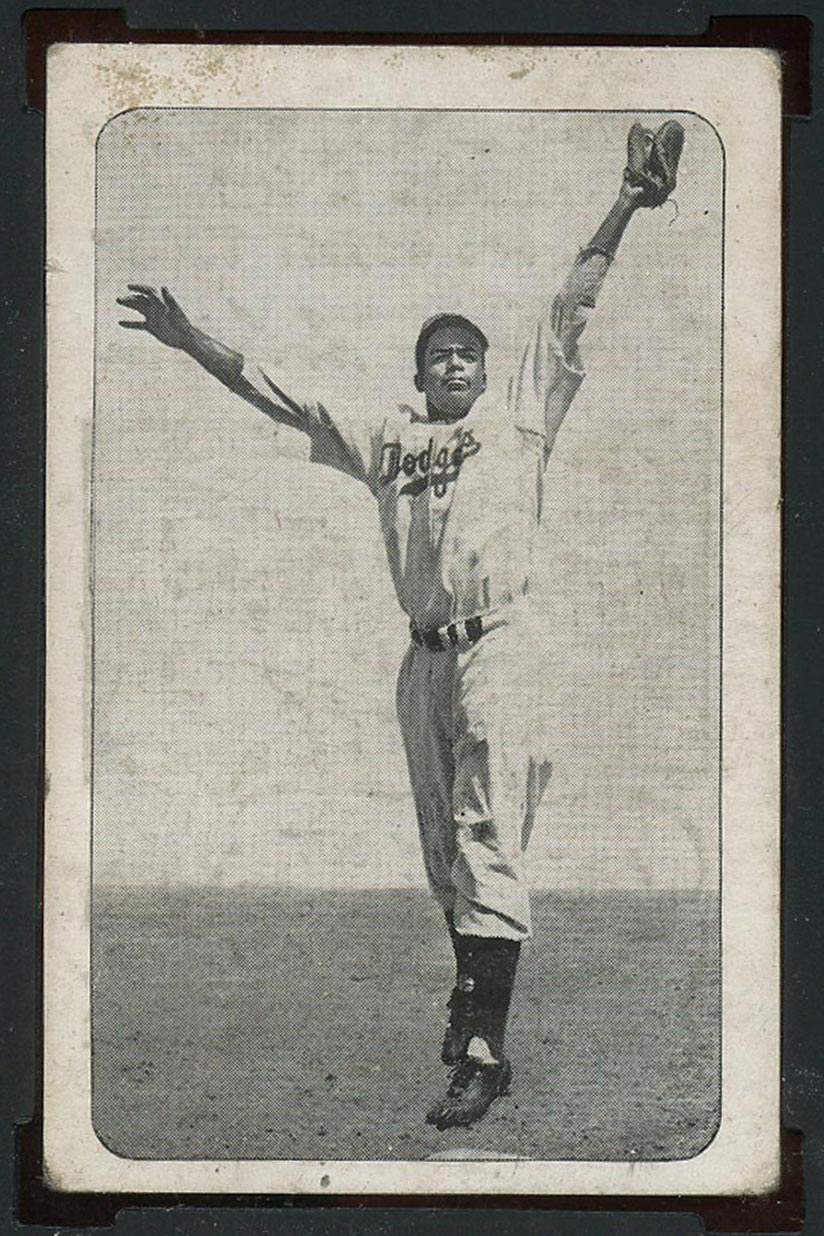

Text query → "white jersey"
[239,252,609,631]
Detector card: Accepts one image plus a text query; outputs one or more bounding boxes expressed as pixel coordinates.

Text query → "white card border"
[43,42,781,1197]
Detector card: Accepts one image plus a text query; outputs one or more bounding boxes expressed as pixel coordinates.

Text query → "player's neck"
[425,399,475,424]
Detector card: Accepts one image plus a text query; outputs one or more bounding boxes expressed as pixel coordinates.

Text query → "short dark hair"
[415,313,489,375]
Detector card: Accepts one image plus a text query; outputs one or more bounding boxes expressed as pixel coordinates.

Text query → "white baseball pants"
[396,609,551,941]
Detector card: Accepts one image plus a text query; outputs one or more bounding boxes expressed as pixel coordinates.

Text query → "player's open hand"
[117,285,194,349]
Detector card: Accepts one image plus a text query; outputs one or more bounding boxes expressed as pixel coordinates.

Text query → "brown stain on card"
[94,60,179,111]
[94,48,246,111]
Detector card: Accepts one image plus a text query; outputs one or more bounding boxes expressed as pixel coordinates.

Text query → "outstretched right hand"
[117,285,194,350]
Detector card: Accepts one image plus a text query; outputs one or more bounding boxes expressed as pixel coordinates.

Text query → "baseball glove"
[624,120,685,208]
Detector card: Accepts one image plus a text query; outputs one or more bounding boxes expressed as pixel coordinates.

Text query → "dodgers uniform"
[239,250,610,943]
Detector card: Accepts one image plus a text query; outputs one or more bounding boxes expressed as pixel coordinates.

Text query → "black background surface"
[2,2,820,1233]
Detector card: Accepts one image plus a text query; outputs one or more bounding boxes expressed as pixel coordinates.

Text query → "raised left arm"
[511,120,685,453]
[551,181,641,372]
[554,119,685,362]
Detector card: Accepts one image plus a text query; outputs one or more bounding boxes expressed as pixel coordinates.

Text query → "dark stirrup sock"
[472,937,521,1060]
[448,920,472,973]
[448,931,521,1061]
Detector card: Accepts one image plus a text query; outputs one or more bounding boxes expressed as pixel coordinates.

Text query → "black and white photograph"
[43,43,781,1196]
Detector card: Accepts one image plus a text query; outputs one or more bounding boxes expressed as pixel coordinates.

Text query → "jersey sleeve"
[508,250,611,455]
[238,359,385,492]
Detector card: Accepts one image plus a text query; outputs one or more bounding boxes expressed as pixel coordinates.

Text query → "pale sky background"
[93,108,723,890]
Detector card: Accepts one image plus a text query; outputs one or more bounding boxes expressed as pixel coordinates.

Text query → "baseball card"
[41,42,781,1200]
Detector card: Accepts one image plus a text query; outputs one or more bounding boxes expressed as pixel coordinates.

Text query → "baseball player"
[118,121,684,1130]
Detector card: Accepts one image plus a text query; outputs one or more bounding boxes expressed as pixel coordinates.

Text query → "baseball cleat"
[426,1057,512,1130]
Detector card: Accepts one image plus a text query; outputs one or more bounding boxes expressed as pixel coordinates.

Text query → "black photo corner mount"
[8,4,817,1234]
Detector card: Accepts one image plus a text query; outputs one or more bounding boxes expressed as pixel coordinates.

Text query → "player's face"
[416,326,487,420]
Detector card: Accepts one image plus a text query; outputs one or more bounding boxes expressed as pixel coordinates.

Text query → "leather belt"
[409,615,484,652]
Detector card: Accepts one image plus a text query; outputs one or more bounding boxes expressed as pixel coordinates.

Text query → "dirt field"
[91,886,719,1162]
